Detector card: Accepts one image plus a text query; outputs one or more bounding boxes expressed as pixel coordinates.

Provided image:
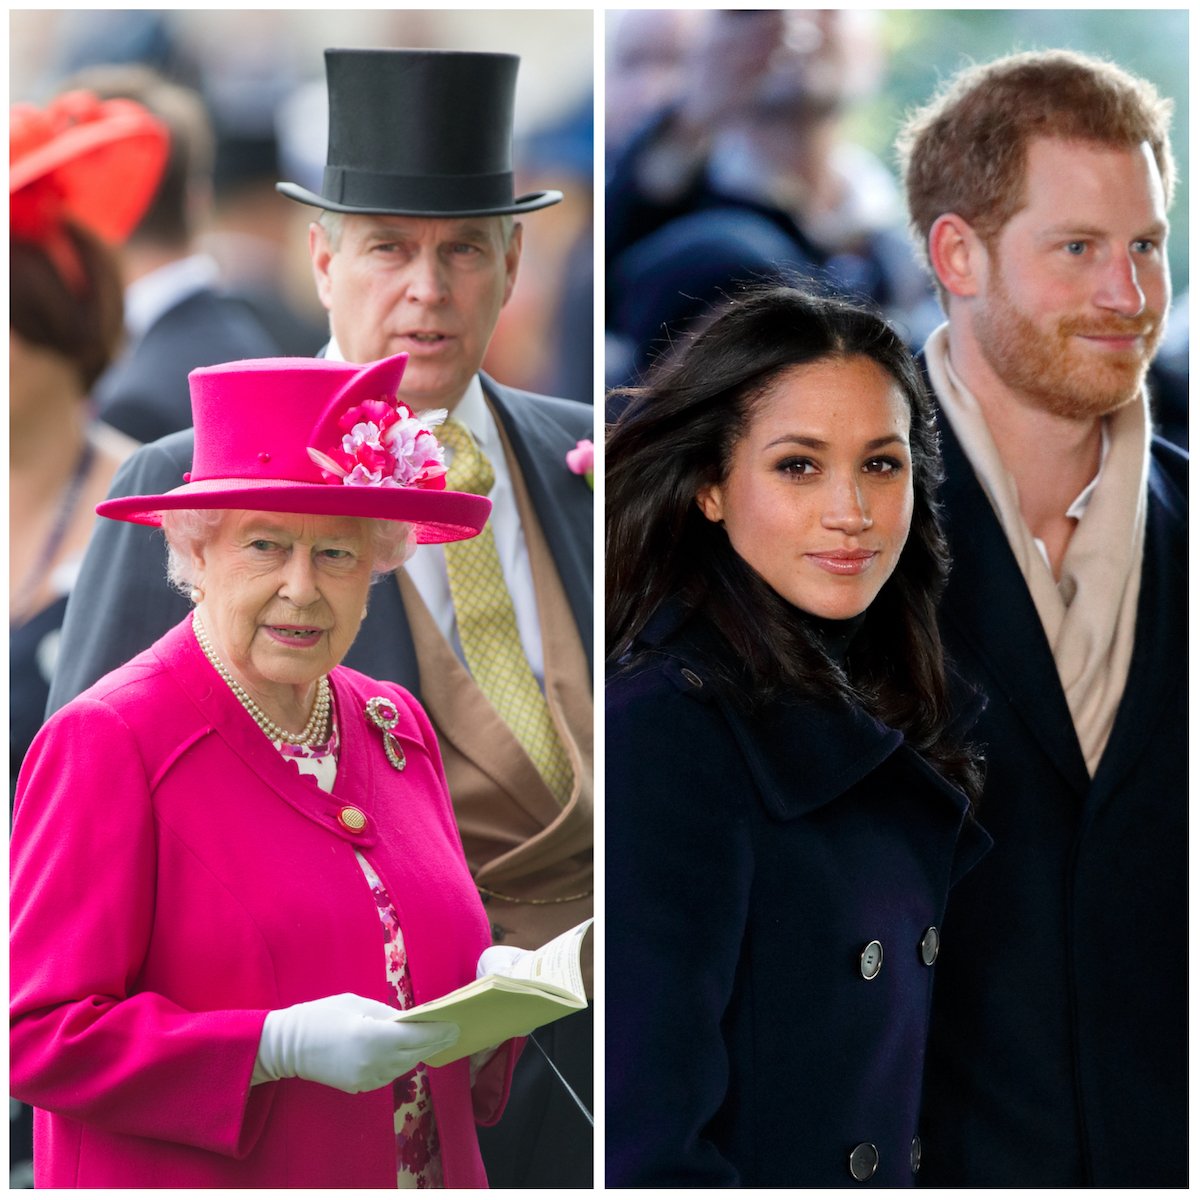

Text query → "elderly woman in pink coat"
[10,352,521,1188]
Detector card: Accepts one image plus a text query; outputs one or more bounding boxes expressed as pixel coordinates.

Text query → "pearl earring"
[190,586,204,604]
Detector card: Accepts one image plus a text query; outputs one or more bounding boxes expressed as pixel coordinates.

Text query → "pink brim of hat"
[96,478,491,545]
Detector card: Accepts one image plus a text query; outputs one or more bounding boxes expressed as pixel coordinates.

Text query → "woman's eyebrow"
[763,433,907,451]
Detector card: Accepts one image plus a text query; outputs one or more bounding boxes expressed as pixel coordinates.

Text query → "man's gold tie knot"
[441,417,495,497]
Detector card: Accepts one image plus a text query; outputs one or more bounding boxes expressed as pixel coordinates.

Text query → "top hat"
[10,89,169,246]
[276,48,563,218]
[97,352,491,544]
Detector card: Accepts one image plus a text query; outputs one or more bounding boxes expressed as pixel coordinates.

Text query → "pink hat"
[97,352,491,544]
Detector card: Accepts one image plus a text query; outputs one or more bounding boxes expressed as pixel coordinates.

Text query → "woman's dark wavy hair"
[606,286,982,804]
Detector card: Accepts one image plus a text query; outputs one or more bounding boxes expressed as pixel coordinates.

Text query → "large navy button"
[859,940,883,980]
[911,1135,922,1173]
[920,926,940,966]
[849,1142,879,1181]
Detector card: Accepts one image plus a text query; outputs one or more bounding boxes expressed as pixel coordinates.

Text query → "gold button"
[338,806,367,832]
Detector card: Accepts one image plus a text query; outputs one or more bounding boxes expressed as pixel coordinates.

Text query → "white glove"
[476,944,529,980]
[252,993,460,1093]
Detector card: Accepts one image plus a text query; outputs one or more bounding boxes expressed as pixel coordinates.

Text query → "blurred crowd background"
[605,9,1187,448]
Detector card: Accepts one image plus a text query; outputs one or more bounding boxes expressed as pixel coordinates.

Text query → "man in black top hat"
[49,47,593,1189]
[279,48,563,398]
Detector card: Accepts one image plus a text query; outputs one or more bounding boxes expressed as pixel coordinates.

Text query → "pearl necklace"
[193,614,331,746]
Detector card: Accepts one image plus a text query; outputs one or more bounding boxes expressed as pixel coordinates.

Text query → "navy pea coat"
[917,411,1188,1187]
[605,604,990,1187]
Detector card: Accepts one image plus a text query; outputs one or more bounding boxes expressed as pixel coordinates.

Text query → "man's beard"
[972,272,1164,420]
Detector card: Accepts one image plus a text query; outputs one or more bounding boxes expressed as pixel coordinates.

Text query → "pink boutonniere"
[566,438,594,490]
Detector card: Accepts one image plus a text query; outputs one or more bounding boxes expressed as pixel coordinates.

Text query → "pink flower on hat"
[385,415,446,487]
[308,395,447,491]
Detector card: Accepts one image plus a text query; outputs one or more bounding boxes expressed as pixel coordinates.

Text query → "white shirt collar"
[1064,420,1110,522]
[124,253,222,340]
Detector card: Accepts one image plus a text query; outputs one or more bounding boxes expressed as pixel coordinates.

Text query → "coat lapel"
[393,570,559,831]
[482,375,593,673]
[724,692,902,818]
[937,415,1092,797]
[638,604,985,865]
[1090,453,1187,800]
[155,617,380,850]
[486,398,593,875]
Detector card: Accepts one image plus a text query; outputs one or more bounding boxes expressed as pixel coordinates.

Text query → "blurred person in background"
[197,23,329,357]
[9,87,168,1187]
[48,45,594,1190]
[605,9,703,169]
[489,91,595,406]
[201,118,328,358]
[897,50,1185,1186]
[62,63,281,443]
[606,9,930,386]
[34,8,203,95]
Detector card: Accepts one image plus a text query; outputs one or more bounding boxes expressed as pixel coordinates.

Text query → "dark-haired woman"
[604,287,990,1188]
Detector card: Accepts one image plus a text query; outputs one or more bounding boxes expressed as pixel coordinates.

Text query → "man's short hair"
[897,49,1174,269]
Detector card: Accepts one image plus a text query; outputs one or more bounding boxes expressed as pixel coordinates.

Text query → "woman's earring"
[190,586,204,605]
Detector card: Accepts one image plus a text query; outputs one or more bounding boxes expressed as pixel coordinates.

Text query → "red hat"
[97,352,491,545]
[10,89,169,287]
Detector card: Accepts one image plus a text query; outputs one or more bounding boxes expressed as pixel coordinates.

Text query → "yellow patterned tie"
[440,418,574,803]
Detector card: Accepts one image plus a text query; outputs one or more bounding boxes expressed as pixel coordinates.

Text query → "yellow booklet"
[396,918,593,1067]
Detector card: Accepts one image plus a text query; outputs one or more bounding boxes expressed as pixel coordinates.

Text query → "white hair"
[160,508,222,593]
[159,509,415,595]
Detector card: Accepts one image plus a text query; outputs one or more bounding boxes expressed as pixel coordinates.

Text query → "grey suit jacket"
[47,375,593,714]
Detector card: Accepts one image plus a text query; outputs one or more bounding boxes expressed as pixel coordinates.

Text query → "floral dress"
[277,712,443,1189]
